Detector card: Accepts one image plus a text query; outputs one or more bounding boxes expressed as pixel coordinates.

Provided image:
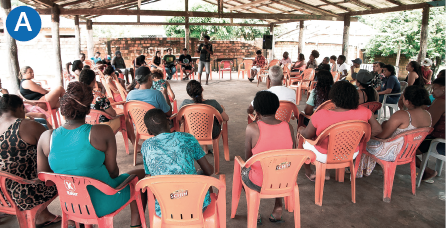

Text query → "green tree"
[164,3,271,40]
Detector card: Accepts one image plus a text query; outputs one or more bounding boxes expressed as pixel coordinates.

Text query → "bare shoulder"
[246,122,259,132]
[21,119,46,134]
[91,124,114,138]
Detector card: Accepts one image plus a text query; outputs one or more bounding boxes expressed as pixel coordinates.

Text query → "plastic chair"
[247,100,299,124]
[238,60,253,79]
[297,100,336,129]
[257,60,279,87]
[282,63,292,86]
[356,127,433,202]
[331,71,340,82]
[179,65,195,80]
[17,91,61,128]
[417,138,445,187]
[231,149,316,228]
[38,172,141,228]
[219,60,233,80]
[163,64,179,80]
[86,109,129,155]
[196,59,213,80]
[298,120,371,206]
[378,81,408,123]
[288,69,315,104]
[135,175,226,228]
[359,101,382,113]
[0,171,57,228]
[176,104,229,174]
[84,60,94,67]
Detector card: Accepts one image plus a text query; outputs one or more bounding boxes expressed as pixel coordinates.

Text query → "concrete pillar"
[298,20,305,55]
[342,15,350,59]
[74,15,81,60]
[185,0,190,51]
[270,24,275,61]
[417,7,430,62]
[86,20,94,58]
[52,5,63,87]
[1,0,20,92]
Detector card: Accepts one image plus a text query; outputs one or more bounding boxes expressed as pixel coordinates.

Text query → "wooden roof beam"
[343,2,432,16]
[318,0,349,11]
[383,0,402,6]
[227,0,270,11]
[273,16,359,24]
[343,0,376,10]
[273,1,312,14]
[32,0,55,8]
[202,0,278,22]
[279,0,337,16]
[78,21,272,26]
[60,0,88,7]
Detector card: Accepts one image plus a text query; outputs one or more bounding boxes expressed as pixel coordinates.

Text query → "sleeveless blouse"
[20,79,44,100]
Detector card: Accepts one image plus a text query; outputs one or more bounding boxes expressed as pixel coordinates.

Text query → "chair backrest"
[220,60,232,69]
[268,59,280,68]
[0,171,21,214]
[176,104,223,141]
[243,60,253,70]
[84,60,94,67]
[244,149,315,195]
[331,71,340,82]
[124,101,156,137]
[135,175,226,227]
[301,68,316,87]
[314,100,336,113]
[400,81,408,91]
[85,109,113,126]
[275,101,299,122]
[314,120,371,164]
[394,127,433,164]
[360,101,382,113]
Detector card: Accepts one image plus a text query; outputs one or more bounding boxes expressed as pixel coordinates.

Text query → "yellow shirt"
[346,67,360,83]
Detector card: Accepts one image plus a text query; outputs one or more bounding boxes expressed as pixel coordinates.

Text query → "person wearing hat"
[345,58,362,83]
[421,58,433,85]
[126,67,172,116]
[356,69,378,104]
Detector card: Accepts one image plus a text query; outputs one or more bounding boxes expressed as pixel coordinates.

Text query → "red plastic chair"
[359,101,382,113]
[135,175,226,228]
[257,60,279,88]
[86,109,129,155]
[179,66,195,80]
[176,104,229,174]
[38,172,141,228]
[288,69,315,104]
[0,171,57,228]
[297,100,336,129]
[231,149,316,228]
[298,120,371,206]
[238,60,253,79]
[219,60,233,80]
[355,127,433,202]
[17,91,61,128]
[247,101,299,124]
[84,60,94,67]
[169,96,178,115]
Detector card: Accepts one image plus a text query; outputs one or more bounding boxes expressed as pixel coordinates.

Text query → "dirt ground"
[1,72,444,228]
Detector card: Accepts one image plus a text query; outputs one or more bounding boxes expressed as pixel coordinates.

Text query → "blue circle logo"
[6,6,42,42]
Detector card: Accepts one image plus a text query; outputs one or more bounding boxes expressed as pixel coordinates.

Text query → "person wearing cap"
[345,58,362,83]
[421,58,433,85]
[356,69,378,104]
[126,67,172,116]
[112,50,134,85]
[91,51,102,64]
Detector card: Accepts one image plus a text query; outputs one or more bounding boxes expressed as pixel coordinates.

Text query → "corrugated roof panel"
[338,2,368,11]
[299,0,326,7]
[319,4,348,14]
[361,0,398,8]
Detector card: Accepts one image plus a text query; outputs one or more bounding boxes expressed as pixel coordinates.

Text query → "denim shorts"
[241,167,261,193]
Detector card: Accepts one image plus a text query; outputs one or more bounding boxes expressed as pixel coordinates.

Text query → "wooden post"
[298,20,304,54]
[137,0,141,23]
[218,0,223,17]
[74,15,81,60]
[185,0,190,51]
[395,44,401,67]
[1,0,20,92]
[270,24,275,60]
[86,20,94,59]
[417,6,429,63]
[52,4,63,87]
[342,15,351,58]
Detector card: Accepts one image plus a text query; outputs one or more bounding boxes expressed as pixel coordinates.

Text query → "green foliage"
[164,3,270,40]
[93,25,128,38]
[360,8,445,61]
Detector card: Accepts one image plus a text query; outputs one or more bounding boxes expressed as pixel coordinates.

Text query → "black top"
[198,43,213,62]
[153,56,161,66]
[405,74,424,87]
[179,54,192,65]
[20,79,44,100]
[112,57,126,69]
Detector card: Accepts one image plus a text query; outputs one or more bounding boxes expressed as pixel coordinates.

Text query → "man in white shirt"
[247,65,296,114]
[337,55,348,80]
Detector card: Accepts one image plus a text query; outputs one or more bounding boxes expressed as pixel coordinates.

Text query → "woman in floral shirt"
[249,50,266,82]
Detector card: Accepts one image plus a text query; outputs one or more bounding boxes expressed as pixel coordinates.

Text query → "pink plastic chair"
[135,175,226,228]
[288,69,315,104]
[247,101,299,124]
[38,172,141,228]
[297,100,336,129]
[219,60,233,80]
[359,101,382,113]
[238,60,253,79]
[0,171,57,228]
[17,91,61,128]
[231,149,316,228]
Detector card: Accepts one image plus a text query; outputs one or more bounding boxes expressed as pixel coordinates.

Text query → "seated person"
[305,50,319,69]
[245,91,295,224]
[151,69,175,100]
[329,55,337,73]
[421,58,433,85]
[91,51,102,64]
[337,55,348,80]
[298,81,382,180]
[290,53,306,76]
[0,94,60,227]
[112,50,134,85]
[141,108,214,217]
[19,66,65,110]
[127,67,172,116]
[314,63,330,80]
[279,51,291,66]
[135,55,147,69]
[371,62,385,89]
[345,58,362,83]
[163,48,176,80]
[179,48,194,80]
[357,86,432,177]
[37,82,146,228]
[376,64,401,104]
[355,69,379,104]
[247,66,296,114]
[249,50,266,82]
[80,53,86,63]
[416,77,445,182]
[71,60,83,81]
[103,65,125,102]
[304,70,334,116]
[150,51,162,71]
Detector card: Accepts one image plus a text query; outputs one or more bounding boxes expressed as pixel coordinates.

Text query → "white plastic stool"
[417,138,445,187]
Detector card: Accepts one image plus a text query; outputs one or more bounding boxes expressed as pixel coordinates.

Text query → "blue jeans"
[165,66,176,80]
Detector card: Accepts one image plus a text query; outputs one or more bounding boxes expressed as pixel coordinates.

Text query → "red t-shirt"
[311,106,372,154]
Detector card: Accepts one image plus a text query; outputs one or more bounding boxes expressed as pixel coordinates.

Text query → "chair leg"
[213,139,220,174]
[246,190,261,228]
[350,162,356,203]
[417,152,430,187]
[136,192,147,228]
[335,168,345,183]
[410,158,416,196]
[133,134,140,166]
[97,217,114,228]
[231,162,243,218]
[382,162,397,203]
[293,185,300,228]
[222,122,230,161]
[15,211,30,228]
[120,117,129,155]
[315,162,326,206]
[435,160,444,177]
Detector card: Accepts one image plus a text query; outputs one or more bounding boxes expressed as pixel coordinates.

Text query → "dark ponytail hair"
[359,82,377,102]
[403,85,431,107]
[0,94,23,115]
[313,70,333,107]
[186,80,203,103]
[408,61,424,86]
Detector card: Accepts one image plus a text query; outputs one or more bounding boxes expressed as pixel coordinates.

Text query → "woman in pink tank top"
[245,91,294,224]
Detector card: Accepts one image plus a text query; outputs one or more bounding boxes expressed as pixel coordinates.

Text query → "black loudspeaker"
[263,35,273,49]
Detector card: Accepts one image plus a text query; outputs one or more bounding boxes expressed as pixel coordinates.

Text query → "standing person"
[279,51,291,66]
[290,53,306,76]
[421,58,433,85]
[337,55,348,80]
[150,51,162,71]
[249,50,266,82]
[371,62,385,89]
[306,50,319,69]
[347,58,362,83]
[196,35,213,85]
[91,52,102,64]
[377,64,401,104]
[163,48,177,80]
[112,50,134,85]
[179,48,194,80]
[329,55,338,73]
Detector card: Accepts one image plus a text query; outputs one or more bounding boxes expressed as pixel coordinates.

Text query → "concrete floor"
[1,72,444,228]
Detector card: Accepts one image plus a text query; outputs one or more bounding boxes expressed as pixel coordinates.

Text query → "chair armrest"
[0,171,42,185]
[113,174,138,192]
[300,111,311,120]
[169,113,177,120]
[111,101,126,106]
[234,156,246,168]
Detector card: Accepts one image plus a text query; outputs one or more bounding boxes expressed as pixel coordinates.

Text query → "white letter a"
[14,12,32,32]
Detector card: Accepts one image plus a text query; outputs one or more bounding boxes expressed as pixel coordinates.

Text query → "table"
[214,58,238,72]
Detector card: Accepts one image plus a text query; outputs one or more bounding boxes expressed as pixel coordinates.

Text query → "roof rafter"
[227,0,270,11]
[279,0,337,16]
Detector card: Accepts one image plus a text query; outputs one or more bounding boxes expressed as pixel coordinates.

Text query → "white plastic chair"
[417,138,445,187]
[378,81,408,123]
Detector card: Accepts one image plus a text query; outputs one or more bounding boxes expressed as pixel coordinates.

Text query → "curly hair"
[103,65,115,76]
[403,85,431,107]
[60,81,93,120]
[313,70,334,108]
[310,50,320,59]
[79,69,96,86]
[0,94,23,115]
[383,64,396,76]
[253,91,280,116]
[151,69,164,80]
[256,50,262,55]
[329,81,359,109]
[186,80,203,103]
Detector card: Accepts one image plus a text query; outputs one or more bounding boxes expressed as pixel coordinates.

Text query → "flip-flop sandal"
[207,149,213,155]
[257,216,262,225]
[269,214,285,223]
[305,174,315,182]
[36,215,61,228]
[422,171,438,182]
[423,179,435,184]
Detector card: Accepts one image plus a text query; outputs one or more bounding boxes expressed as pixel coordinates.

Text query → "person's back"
[267,86,296,104]
[127,88,169,111]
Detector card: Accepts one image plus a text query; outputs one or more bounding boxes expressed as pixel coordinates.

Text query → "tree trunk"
[52,5,63,87]
[1,0,20,93]
[74,15,81,60]
[298,21,304,54]
[342,15,351,59]
[417,6,429,63]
